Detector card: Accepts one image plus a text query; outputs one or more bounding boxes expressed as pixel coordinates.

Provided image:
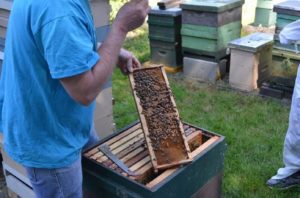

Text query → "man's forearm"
[60,24,127,106]
[88,23,127,98]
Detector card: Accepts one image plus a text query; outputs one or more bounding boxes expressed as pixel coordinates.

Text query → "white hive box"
[229,33,273,91]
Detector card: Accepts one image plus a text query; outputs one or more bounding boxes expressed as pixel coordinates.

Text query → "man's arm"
[60,0,149,106]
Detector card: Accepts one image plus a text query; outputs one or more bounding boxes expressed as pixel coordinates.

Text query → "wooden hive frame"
[84,122,220,188]
[128,66,192,171]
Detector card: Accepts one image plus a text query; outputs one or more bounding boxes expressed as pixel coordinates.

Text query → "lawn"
[111,24,300,197]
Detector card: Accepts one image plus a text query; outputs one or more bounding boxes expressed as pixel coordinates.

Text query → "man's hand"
[114,0,150,34]
[60,0,149,106]
[118,49,141,74]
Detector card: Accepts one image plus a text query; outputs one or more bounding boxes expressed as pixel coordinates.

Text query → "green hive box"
[148,7,182,43]
[181,21,241,58]
[82,121,226,198]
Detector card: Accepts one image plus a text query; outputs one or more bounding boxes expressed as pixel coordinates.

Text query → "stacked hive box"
[148,7,183,73]
[270,0,300,92]
[180,0,243,82]
[254,0,280,27]
[228,33,273,91]
[180,0,243,59]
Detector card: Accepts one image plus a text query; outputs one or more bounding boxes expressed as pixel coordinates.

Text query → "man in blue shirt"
[0,0,149,197]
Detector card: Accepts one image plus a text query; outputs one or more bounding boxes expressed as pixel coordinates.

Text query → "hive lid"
[180,0,244,13]
[149,6,182,16]
[274,1,300,15]
[228,33,273,52]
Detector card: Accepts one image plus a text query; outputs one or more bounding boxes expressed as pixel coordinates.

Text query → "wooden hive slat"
[85,122,220,186]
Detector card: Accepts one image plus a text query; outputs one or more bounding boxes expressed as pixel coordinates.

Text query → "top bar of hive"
[129,66,192,171]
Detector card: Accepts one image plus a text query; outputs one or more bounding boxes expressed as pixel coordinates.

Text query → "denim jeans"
[24,126,99,198]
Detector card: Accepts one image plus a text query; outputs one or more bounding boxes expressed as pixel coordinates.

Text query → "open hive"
[128,66,192,171]
[83,122,221,189]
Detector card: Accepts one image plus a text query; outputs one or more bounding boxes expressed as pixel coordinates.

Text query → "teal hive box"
[83,121,226,198]
[148,7,182,43]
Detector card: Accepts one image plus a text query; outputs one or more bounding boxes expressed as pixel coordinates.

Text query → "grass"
[111,24,300,197]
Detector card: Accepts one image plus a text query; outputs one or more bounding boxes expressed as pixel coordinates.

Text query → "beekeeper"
[267,19,300,189]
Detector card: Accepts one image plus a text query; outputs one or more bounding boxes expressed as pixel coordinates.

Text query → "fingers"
[127,56,133,73]
[132,56,141,69]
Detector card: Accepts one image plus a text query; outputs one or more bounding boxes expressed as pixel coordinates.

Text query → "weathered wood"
[186,130,203,152]
[121,147,146,163]
[146,169,177,188]
[191,136,220,159]
[125,150,149,167]
[130,156,151,172]
[84,123,141,158]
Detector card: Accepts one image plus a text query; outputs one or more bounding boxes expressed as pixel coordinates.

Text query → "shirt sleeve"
[279,19,300,45]
[37,16,100,79]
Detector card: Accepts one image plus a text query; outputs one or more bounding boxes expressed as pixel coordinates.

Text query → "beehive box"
[228,33,273,91]
[181,5,242,27]
[83,121,226,198]
[148,7,183,68]
[180,0,243,58]
[148,7,182,43]
[273,1,300,53]
[273,0,300,17]
[150,40,182,68]
[181,21,241,58]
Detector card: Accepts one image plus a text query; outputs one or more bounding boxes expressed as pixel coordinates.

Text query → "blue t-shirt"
[0,0,100,168]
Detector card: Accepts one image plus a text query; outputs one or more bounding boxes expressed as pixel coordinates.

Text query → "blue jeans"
[25,127,99,198]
